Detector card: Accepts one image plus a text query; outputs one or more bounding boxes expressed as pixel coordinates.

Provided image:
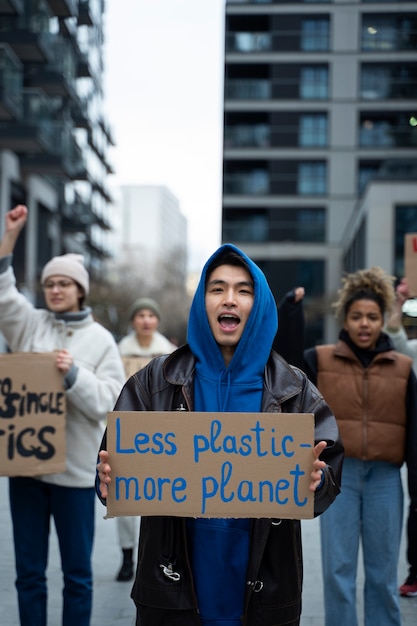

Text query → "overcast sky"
[103,0,226,271]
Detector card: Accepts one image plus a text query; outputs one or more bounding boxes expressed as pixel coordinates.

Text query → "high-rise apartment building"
[222,0,417,343]
[111,184,188,281]
[0,0,114,297]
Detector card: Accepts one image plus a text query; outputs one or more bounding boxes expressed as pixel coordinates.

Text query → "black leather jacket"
[98,344,344,626]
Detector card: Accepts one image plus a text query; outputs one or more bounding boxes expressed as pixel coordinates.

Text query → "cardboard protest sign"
[404,233,417,297]
[0,352,66,476]
[121,356,152,379]
[106,411,315,519]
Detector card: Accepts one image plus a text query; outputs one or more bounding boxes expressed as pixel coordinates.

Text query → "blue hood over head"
[187,243,278,412]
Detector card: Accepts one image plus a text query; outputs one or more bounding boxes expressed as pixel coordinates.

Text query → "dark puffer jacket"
[98,345,344,626]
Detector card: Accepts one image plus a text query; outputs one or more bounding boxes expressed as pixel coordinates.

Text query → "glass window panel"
[231,32,272,52]
[360,119,394,146]
[361,15,417,52]
[223,170,270,195]
[224,123,270,147]
[301,19,329,51]
[361,66,390,99]
[362,17,397,51]
[297,209,325,241]
[300,67,328,99]
[298,162,327,194]
[299,115,327,146]
[222,211,269,242]
[358,164,379,194]
[226,79,271,99]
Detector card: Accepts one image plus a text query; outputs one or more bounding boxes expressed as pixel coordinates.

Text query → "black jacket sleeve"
[273,289,305,370]
[303,347,318,386]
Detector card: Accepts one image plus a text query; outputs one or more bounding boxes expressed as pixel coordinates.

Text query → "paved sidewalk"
[0,473,416,625]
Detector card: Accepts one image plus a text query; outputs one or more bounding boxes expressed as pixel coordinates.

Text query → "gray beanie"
[41,253,89,295]
[130,297,161,321]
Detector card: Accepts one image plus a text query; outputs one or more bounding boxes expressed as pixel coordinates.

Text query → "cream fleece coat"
[118,330,176,357]
[0,263,125,487]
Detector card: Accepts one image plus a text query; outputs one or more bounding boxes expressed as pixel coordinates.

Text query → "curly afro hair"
[333,266,396,322]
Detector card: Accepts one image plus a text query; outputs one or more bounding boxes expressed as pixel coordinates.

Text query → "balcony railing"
[225,79,271,99]
[0,44,22,119]
[223,171,270,195]
[226,32,272,53]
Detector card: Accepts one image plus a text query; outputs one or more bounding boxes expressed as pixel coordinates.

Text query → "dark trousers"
[9,477,95,626]
[407,499,417,577]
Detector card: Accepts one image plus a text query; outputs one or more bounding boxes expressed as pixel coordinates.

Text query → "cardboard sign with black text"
[404,233,417,297]
[0,352,66,476]
[121,356,152,380]
[106,411,315,519]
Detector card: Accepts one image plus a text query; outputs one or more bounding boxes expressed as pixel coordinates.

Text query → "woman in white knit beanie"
[0,205,125,626]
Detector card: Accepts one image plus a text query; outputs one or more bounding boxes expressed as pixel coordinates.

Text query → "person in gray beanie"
[115,296,177,581]
[0,205,125,626]
[41,252,90,301]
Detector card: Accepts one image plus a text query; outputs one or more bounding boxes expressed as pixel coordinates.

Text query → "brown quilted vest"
[316,341,412,464]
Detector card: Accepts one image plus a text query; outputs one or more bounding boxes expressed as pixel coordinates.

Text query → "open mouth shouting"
[218,313,240,333]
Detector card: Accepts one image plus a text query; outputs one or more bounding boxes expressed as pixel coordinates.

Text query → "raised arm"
[0,205,28,257]
[386,278,409,332]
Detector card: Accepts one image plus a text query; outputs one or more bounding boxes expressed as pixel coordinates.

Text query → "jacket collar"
[333,339,398,364]
[163,344,303,406]
[54,306,91,323]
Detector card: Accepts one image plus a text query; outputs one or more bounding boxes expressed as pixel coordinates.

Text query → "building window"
[223,168,270,195]
[362,16,397,50]
[297,209,326,241]
[361,63,417,100]
[269,208,325,242]
[301,19,329,51]
[359,113,417,147]
[222,211,269,242]
[343,218,366,274]
[299,114,327,146]
[361,65,391,99]
[223,207,325,243]
[298,162,327,194]
[360,119,393,146]
[361,14,417,51]
[225,79,271,100]
[358,162,380,194]
[300,66,328,99]
[225,64,271,100]
[227,32,272,53]
[224,122,270,147]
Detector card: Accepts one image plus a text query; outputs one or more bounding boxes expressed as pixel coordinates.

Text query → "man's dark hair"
[205,249,252,287]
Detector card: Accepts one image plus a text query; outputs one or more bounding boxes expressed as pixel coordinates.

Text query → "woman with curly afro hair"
[304,266,417,626]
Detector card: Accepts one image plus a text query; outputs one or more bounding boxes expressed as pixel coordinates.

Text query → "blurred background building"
[0,0,113,301]
[222,0,417,344]
[110,184,188,281]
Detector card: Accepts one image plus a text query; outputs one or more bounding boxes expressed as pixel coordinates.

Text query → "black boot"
[116,548,134,582]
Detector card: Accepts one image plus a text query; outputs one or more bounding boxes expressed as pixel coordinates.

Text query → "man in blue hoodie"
[97,244,344,626]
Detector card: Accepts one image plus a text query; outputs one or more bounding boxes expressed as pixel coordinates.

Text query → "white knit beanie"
[41,253,89,295]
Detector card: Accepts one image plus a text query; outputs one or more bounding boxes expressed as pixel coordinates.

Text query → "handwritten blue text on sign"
[106,411,315,519]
